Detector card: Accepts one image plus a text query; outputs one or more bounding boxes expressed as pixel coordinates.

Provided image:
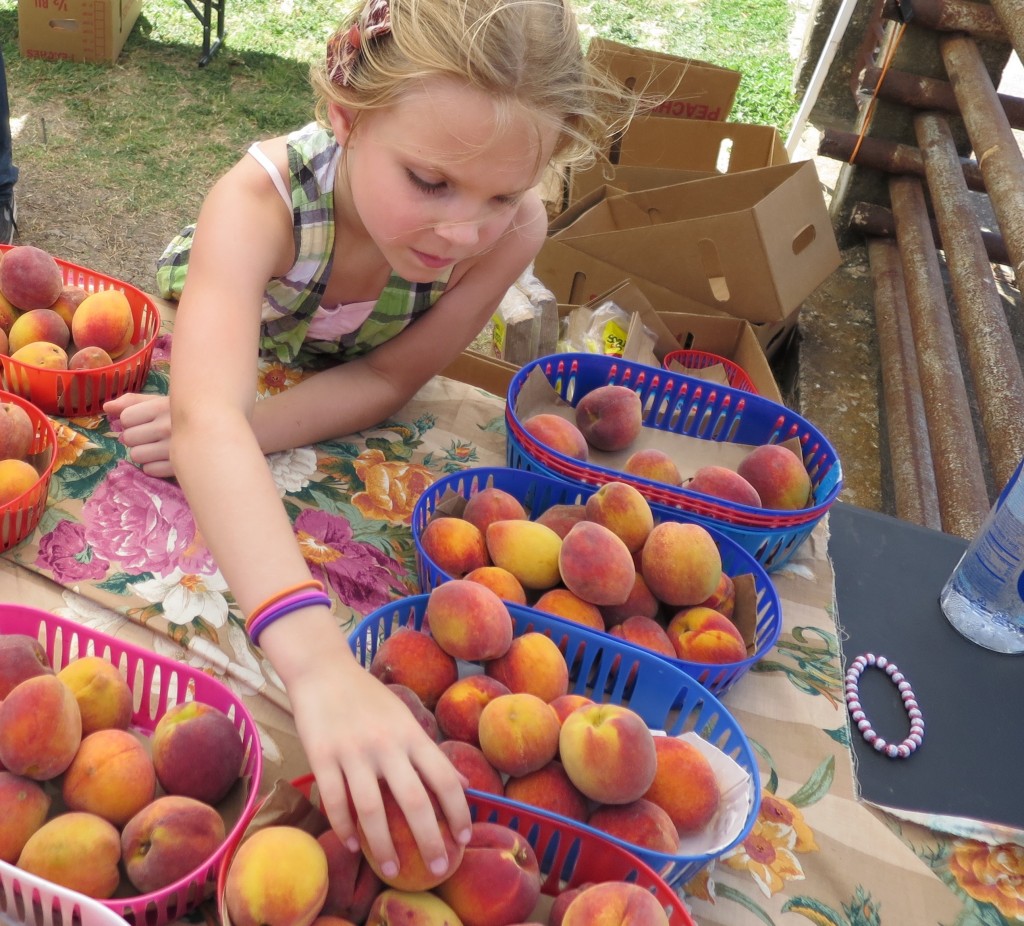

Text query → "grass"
[0,0,798,288]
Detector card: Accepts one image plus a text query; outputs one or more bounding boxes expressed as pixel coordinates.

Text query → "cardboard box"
[551,161,841,324]
[588,38,740,122]
[18,0,142,63]
[569,114,788,203]
[441,350,520,397]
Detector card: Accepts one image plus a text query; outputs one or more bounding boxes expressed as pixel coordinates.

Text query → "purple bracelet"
[248,592,333,647]
[845,653,924,759]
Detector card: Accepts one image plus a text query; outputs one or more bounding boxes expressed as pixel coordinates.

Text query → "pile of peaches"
[419,479,753,667]
[0,244,139,371]
[523,382,814,511]
[0,398,43,505]
[0,633,245,901]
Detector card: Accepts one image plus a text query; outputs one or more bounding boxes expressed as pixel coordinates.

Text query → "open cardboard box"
[553,161,841,324]
[18,0,143,63]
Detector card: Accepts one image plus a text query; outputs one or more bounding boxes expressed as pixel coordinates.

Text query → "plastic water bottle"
[939,457,1024,653]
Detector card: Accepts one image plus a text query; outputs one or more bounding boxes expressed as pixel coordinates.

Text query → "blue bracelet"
[248,592,333,647]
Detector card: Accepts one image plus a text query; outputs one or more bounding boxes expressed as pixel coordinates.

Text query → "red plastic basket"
[217,775,698,926]
[0,245,162,417]
[0,390,57,553]
[0,605,264,926]
[663,349,758,394]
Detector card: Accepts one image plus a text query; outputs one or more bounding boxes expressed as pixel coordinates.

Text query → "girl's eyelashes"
[406,169,446,195]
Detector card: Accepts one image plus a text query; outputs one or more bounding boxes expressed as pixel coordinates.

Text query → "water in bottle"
[939,457,1024,654]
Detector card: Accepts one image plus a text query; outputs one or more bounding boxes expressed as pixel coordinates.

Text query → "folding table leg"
[180,0,226,66]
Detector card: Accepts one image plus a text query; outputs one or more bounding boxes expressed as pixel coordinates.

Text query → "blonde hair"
[309,0,637,173]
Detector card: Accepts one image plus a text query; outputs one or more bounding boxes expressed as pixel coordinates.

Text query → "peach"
[0,632,52,699]
[438,740,504,795]
[9,341,68,370]
[503,760,588,822]
[737,443,813,510]
[17,812,122,900]
[369,627,459,711]
[47,284,89,329]
[356,782,464,891]
[666,606,747,664]
[69,345,114,370]
[0,290,19,334]
[463,565,527,605]
[548,693,594,726]
[0,327,7,354]
[584,481,654,553]
[609,615,676,662]
[365,890,463,924]
[151,700,245,804]
[600,573,660,628]
[561,880,671,925]
[485,519,563,590]
[435,821,542,926]
[62,728,157,826]
[0,245,63,311]
[477,692,561,777]
[533,588,605,631]
[623,448,683,486]
[419,515,489,578]
[71,289,135,357]
[121,795,226,893]
[699,571,736,618]
[0,457,40,504]
[0,674,82,780]
[558,703,656,805]
[461,486,527,535]
[644,736,721,834]
[558,520,635,606]
[317,828,383,923]
[688,464,762,507]
[535,503,588,539]
[57,654,134,735]
[424,579,513,662]
[549,885,591,926]
[312,918,359,926]
[0,400,34,461]
[225,825,329,926]
[485,632,568,703]
[434,674,510,746]
[588,799,678,854]
[0,770,51,862]
[574,384,643,452]
[522,413,589,461]
[8,308,70,353]
[387,683,440,742]
[640,521,722,607]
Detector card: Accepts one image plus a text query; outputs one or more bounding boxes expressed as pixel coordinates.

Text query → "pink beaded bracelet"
[844,653,924,760]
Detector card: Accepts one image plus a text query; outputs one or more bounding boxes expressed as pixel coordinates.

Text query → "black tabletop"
[829,502,1024,831]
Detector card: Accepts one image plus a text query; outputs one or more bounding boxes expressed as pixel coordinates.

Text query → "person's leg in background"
[0,47,18,244]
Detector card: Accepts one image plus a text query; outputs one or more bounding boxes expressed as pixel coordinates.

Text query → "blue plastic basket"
[412,466,782,697]
[350,593,761,890]
[505,353,842,569]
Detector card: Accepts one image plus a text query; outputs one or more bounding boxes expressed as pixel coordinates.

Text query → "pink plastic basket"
[0,604,264,926]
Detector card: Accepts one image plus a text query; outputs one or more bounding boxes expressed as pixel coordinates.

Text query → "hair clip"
[328,0,393,87]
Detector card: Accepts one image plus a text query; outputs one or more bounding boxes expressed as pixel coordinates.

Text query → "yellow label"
[602,320,628,357]
[491,315,506,357]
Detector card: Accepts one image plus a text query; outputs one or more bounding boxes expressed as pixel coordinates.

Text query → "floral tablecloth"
[1,302,1021,926]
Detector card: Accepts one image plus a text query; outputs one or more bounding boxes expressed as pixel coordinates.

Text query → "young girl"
[106,0,631,884]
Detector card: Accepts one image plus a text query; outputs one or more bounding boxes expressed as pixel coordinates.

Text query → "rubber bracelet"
[248,592,333,647]
[844,652,924,759]
[245,579,325,629]
[245,582,326,634]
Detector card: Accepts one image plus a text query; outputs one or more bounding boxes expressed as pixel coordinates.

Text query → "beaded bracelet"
[247,591,333,647]
[844,652,924,759]
[245,579,325,633]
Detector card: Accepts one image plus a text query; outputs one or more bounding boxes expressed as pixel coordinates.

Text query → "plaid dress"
[155,122,450,367]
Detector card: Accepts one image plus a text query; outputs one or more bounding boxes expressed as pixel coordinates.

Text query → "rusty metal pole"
[889,175,990,537]
[881,0,1008,42]
[940,33,1024,284]
[915,112,1024,488]
[989,0,1024,63]
[866,237,943,529]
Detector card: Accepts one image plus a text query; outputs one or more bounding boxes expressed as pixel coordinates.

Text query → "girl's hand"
[103,393,175,478]
[286,657,472,881]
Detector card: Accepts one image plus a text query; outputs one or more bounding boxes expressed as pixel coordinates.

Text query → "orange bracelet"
[245,579,325,632]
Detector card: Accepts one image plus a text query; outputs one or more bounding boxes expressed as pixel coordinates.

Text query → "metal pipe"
[989,0,1024,64]
[889,175,990,537]
[860,65,1024,129]
[915,112,1024,489]
[849,200,1011,265]
[941,33,1024,283]
[882,0,1008,43]
[818,128,986,191]
[866,236,943,529]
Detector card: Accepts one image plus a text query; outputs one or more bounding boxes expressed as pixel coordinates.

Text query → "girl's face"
[330,78,558,283]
